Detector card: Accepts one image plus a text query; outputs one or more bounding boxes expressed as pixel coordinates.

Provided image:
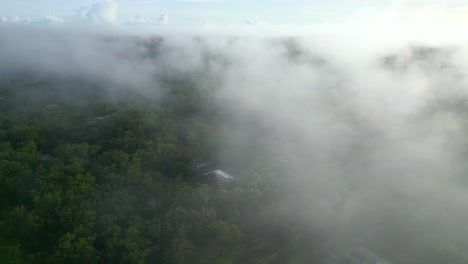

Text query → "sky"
[2,0,468,27]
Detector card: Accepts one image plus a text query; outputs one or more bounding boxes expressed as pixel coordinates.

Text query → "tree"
[166,226,193,264]
[207,220,241,257]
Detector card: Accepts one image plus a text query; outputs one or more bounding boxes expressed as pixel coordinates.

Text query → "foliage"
[0,75,318,264]
[1,74,466,264]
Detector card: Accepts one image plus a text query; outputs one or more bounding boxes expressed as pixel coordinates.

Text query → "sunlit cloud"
[76,0,119,23]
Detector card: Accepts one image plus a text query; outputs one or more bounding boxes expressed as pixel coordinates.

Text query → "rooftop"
[203,169,234,181]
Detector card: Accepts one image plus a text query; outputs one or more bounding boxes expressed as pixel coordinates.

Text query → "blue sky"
[0,0,328,24]
[1,0,468,26]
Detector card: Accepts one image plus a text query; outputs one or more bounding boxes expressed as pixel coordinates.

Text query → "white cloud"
[76,0,119,23]
[1,15,63,25]
[1,16,31,24]
[3,27,468,262]
[36,15,64,25]
[126,14,168,26]
[127,15,151,25]
[244,16,264,25]
[157,14,168,25]
[198,19,213,25]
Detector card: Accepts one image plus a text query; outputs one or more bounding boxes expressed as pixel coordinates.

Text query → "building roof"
[96,114,113,120]
[203,169,234,181]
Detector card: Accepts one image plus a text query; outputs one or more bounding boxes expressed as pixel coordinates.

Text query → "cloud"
[126,14,168,26]
[76,0,119,23]
[198,19,214,26]
[157,14,168,24]
[36,15,64,25]
[244,16,264,25]
[1,16,31,24]
[127,15,151,25]
[2,24,468,262]
[1,15,64,25]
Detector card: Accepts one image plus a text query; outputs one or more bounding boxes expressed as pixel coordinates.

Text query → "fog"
[2,24,468,262]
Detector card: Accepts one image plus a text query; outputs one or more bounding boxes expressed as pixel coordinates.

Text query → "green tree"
[207,220,241,257]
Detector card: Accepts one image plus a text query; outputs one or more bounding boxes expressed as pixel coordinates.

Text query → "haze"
[2,1,468,263]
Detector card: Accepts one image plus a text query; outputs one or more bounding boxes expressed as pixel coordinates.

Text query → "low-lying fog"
[2,24,468,263]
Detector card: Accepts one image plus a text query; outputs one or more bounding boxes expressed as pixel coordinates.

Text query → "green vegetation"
[0,74,328,264]
[2,71,468,264]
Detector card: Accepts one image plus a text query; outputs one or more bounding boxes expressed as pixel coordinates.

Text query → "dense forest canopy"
[2,28,468,263]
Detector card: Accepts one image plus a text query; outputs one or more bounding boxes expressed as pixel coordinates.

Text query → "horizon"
[1,0,468,29]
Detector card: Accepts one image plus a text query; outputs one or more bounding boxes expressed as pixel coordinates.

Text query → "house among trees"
[322,247,392,264]
[96,114,113,120]
[203,169,234,181]
[196,162,234,182]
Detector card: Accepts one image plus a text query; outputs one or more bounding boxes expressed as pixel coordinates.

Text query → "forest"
[2,33,468,264]
[0,71,334,263]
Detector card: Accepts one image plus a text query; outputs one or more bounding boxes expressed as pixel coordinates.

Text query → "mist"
[2,23,468,263]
